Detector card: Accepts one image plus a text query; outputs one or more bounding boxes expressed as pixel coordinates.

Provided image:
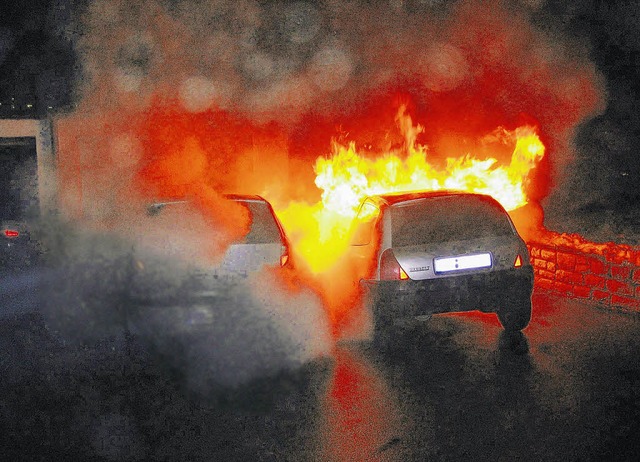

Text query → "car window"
[146,199,283,245]
[236,200,283,244]
[351,201,380,246]
[390,195,515,247]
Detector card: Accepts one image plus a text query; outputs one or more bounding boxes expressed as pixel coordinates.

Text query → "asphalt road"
[1,280,639,461]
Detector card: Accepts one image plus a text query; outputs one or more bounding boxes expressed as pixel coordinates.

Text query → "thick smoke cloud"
[71,1,601,216]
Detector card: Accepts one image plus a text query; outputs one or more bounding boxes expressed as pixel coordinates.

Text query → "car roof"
[147,194,268,207]
[223,194,269,203]
[364,190,483,207]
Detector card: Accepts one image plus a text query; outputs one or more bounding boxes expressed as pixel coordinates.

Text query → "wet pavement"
[1,287,639,461]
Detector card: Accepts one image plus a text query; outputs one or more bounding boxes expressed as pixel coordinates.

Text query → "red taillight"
[3,229,19,238]
[280,246,290,267]
[514,254,523,268]
[380,249,409,280]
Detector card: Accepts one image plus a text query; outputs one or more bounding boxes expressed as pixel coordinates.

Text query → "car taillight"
[380,249,409,280]
[280,245,290,267]
[514,254,523,268]
[3,229,19,238]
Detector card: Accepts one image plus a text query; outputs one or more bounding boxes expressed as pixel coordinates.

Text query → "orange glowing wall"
[528,233,640,312]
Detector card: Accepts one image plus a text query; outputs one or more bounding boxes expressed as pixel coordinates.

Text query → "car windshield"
[390,195,514,247]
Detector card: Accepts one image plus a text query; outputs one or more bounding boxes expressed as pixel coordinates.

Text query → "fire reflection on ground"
[312,291,640,461]
[317,345,411,461]
[315,307,541,461]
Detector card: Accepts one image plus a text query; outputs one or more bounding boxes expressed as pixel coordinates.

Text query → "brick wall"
[527,239,640,313]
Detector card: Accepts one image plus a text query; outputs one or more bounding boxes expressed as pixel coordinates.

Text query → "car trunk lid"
[391,237,525,281]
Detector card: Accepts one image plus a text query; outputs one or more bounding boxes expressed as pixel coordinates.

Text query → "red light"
[3,229,19,238]
[514,254,523,267]
[280,246,290,267]
[380,249,409,280]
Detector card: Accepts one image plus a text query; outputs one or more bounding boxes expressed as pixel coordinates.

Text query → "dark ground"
[1,287,639,461]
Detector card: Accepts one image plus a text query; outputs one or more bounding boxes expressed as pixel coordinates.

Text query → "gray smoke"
[37,209,331,391]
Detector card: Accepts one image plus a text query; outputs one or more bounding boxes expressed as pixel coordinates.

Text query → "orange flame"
[275,106,545,274]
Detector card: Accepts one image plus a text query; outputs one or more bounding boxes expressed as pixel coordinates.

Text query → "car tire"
[497,296,532,331]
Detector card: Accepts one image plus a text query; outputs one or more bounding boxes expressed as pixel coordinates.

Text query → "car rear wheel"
[497,296,532,331]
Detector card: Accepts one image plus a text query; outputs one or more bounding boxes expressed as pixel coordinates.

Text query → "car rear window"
[236,200,283,244]
[390,195,515,247]
[146,199,283,244]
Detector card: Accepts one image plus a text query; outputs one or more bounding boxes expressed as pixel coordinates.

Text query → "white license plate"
[434,253,492,273]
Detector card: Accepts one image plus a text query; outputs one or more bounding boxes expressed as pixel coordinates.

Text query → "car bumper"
[362,266,534,317]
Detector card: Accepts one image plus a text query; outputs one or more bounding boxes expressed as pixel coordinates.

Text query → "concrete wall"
[528,239,640,313]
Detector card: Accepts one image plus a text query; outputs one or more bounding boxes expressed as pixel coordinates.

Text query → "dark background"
[0,0,78,117]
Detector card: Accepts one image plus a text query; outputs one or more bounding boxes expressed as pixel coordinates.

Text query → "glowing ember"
[275,106,546,273]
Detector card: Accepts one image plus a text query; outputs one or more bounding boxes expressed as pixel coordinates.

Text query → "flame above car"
[274,106,545,274]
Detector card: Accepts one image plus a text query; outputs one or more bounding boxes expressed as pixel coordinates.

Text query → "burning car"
[349,190,534,345]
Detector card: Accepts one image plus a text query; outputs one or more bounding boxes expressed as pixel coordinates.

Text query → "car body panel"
[215,242,284,276]
[144,195,286,272]
[213,196,288,277]
[363,266,533,316]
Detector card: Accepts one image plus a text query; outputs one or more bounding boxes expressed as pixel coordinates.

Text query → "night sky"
[1,0,639,240]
